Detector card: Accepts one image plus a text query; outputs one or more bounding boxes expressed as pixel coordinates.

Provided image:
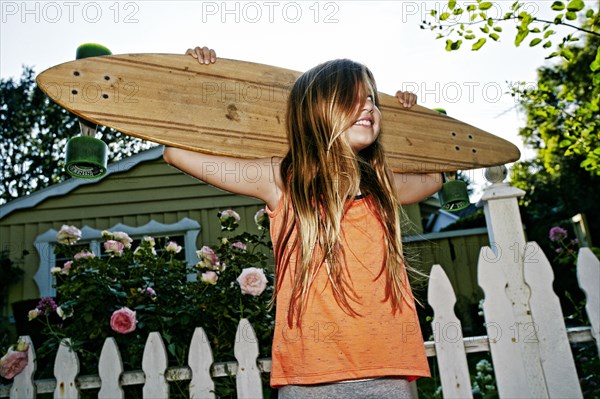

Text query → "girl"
[164,46,441,398]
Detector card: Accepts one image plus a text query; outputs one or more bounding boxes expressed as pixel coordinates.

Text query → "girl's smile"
[346,96,381,152]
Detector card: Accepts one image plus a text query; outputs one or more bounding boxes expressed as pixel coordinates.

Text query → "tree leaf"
[481,25,490,33]
[494,26,503,32]
[515,28,530,47]
[490,33,500,41]
[544,29,556,38]
[530,38,543,47]
[440,12,451,21]
[559,139,572,148]
[472,37,487,50]
[448,0,457,10]
[566,11,577,20]
[586,9,595,18]
[566,0,584,11]
[590,47,600,72]
[560,48,574,61]
[543,41,553,48]
[479,2,493,10]
[551,1,565,11]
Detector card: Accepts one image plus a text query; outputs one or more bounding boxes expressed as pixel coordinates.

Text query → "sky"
[0,0,582,200]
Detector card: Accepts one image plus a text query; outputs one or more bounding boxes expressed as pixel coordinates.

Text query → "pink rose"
[232,241,247,251]
[56,225,81,245]
[197,246,219,267]
[104,240,124,256]
[201,271,219,285]
[110,307,137,334]
[0,348,28,379]
[62,261,72,275]
[236,267,268,297]
[74,250,95,260]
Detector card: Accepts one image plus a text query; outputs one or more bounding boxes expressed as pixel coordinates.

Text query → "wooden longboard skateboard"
[36,53,520,174]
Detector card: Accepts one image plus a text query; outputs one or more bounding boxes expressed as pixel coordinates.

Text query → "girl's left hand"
[395,91,417,108]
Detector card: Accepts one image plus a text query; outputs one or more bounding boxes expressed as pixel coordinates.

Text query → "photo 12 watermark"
[200,1,340,24]
[399,1,541,24]
[1,1,140,24]
[400,81,538,105]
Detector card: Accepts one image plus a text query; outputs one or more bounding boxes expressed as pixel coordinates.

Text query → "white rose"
[236,267,268,297]
[56,225,82,245]
[166,241,182,254]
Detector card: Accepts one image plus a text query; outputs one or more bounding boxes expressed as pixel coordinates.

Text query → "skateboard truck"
[439,171,470,212]
[64,43,112,179]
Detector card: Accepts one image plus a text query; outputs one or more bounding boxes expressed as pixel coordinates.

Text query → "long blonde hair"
[275,59,410,326]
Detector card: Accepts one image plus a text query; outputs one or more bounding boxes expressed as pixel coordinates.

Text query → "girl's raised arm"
[391,90,443,204]
[163,47,282,210]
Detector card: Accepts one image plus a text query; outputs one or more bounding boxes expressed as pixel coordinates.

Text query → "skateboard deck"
[36,54,520,173]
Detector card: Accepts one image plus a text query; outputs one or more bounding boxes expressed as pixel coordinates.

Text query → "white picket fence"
[1,177,599,398]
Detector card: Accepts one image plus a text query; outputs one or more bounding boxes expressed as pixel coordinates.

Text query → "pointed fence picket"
[98,338,124,399]
[523,242,582,398]
[428,264,473,399]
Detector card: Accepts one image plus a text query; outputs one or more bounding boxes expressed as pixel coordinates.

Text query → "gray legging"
[277,378,413,399]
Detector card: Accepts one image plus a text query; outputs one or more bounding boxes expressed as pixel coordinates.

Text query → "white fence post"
[577,247,600,354]
[54,339,80,399]
[9,336,36,399]
[428,265,473,399]
[523,242,582,398]
[189,327,215,399]
[142,332,169,399]
[234,319,262,399]
[98,338,124,399]
[477,167,548,398]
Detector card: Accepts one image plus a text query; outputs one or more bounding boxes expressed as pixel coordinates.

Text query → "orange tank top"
[267,195,430,388]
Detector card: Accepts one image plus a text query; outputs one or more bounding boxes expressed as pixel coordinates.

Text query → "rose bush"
[29,209,275,398]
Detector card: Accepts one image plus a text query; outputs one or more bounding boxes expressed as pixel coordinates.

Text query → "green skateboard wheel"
[65,136,108,179]
[439,179,470,212]
[76,43,112,60]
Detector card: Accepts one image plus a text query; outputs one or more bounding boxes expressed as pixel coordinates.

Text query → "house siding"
[0,157,265,309]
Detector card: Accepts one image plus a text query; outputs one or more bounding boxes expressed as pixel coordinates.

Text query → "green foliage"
[29,210,274,398]
[422,0,599,59]
[511,33,600,174]
[0,67,153,204]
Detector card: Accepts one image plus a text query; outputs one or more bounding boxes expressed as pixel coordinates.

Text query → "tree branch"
[435,15,600,38]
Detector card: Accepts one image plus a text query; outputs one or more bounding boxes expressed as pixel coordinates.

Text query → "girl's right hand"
[185,46,217,64]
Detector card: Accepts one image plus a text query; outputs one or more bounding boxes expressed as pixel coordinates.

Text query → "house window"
[34,218,200,298]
